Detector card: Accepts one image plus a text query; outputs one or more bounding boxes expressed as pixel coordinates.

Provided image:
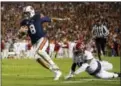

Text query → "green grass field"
[2,57,120,86]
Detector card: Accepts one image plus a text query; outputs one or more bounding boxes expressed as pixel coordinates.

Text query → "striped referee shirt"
[92,24,109,38]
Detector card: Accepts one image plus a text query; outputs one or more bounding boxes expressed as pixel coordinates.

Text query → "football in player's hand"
[18,32,27,39]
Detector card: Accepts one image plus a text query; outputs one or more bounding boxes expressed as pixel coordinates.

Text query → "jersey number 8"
[29,24,36,34]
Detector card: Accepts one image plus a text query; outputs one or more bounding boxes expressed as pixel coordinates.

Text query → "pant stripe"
[39,38,47,50]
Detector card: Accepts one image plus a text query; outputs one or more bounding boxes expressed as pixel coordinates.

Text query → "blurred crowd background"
[1,2,121,58]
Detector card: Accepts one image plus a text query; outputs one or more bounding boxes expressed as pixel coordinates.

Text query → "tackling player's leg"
[96,70,120,79]
[65,63,77,79]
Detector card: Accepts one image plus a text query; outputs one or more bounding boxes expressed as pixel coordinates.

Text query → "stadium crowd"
[1,2,121,58]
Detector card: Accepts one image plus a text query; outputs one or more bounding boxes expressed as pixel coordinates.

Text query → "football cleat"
[54,70,62,80]
[65,74,74,80]
[118,73,121,77]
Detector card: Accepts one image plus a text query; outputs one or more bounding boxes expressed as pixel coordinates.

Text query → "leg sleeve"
[95,38,102,60]
[71,63,77,73]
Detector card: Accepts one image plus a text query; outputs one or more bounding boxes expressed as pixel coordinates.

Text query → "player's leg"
[65,62,77,79]
[54,51,58,58]
[64,48,69,58]
[100,61,113,71]
[65,53,80,79]
[36,54,50,69]
[36,37,62,80]
[37,46,62,80]
[37,50,59,70]
[100,38,106,56]
[2,49,5,59]
[33,38,52,69]
[95,38,102,60]
[65,62,87,79]
[37,43,59,70]
[3,49,7,59]
[96,70,120,79]
[49,44,55,58]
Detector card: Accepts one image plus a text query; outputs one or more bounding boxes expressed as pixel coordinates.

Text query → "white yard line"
[80,78,120,81]
[2,73,40,77]
[62,79,120,83]
[63,80,89,83]
[2,73,120,83]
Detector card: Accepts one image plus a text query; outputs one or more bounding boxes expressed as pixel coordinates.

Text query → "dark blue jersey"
[20,14,51,44]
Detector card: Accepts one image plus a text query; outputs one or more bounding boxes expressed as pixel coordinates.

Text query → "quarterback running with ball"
[18,6,63,80]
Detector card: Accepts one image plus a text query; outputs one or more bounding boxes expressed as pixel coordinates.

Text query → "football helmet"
[23,6,35,19]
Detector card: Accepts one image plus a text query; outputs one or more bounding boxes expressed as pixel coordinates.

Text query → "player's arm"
[40,16,51,23]
[40,13,70,22]
[40,16,70,22]
[40,13,51,23]
[92,25,96,39]
[74,63,89,75]
[18,26,28,39]
[51,17,71,22]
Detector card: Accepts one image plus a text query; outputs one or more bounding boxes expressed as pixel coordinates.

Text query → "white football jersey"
[73,50,94,63]
[84,50,94,60]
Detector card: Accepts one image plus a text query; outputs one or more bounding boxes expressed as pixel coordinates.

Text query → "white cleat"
[65,74,74,80]
[54,71,62,80]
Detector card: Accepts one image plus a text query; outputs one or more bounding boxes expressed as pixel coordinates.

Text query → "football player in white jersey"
[65,41,120,79]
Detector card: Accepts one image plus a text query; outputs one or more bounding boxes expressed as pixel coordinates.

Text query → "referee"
[92,20,109,61]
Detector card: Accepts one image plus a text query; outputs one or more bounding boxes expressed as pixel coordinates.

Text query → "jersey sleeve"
[103,25,109,36]
[40,16,51,23]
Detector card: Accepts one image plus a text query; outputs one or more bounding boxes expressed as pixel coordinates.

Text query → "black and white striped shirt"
[92,24,109,38]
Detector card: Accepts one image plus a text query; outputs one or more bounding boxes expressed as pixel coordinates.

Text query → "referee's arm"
[103,25,109,37]
[92,25,96,39]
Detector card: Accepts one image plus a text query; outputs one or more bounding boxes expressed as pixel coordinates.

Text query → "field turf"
[1,56,120,86]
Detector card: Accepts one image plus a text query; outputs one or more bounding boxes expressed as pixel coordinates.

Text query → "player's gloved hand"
[18,32,27,39]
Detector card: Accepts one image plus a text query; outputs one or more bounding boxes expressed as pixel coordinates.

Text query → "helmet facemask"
[23,12,31,19]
